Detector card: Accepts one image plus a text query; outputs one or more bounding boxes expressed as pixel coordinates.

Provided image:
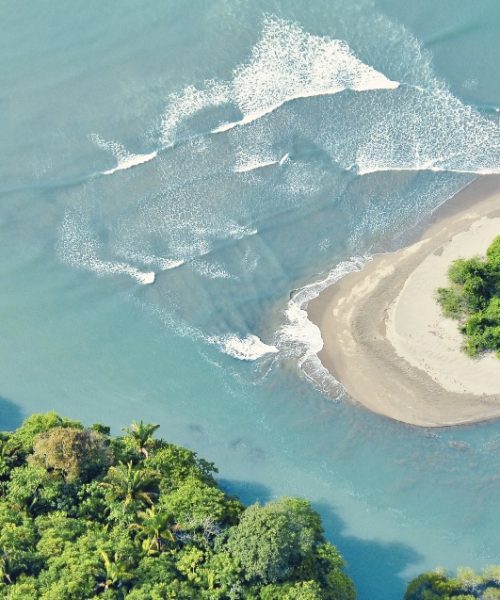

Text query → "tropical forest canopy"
[0,412,498,599]
[404,568,500,599]
[0,413,355,599]
[437,235,500,358]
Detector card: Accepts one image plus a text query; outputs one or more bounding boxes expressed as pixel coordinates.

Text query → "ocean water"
[1,1,500,597]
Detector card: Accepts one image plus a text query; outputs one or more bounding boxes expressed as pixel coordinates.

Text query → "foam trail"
[234,152,291,173]
[159,14,500,177]
[357,164,500,176]
[90,134,157,175]
[211,106,291,135]
[235,159,280,173]
[213,334,278,361]
[226,224,258,239]
[59,210,155,285]
[143,257,184,271]
[162,15,399,145]
[191,260,232,279]
[211,121,240,134]
[161,81,232,146]
[102,151,158,175]
[117,250,185,271]
[345,53,500,175]
[140,303,276,362]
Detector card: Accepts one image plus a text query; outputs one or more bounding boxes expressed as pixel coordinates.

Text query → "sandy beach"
[308,175,500,427]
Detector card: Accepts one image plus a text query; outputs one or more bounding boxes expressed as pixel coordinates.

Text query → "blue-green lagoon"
[1,1,500,597]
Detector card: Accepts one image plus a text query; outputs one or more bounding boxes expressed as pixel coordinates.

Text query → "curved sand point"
[308,175,500,427]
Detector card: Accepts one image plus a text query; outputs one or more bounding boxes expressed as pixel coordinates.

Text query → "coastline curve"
[308,175,500,427]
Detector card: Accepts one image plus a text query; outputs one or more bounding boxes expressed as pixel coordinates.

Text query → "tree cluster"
[436,236,500,358]
[405,567,500,599]
[0,413,355,599]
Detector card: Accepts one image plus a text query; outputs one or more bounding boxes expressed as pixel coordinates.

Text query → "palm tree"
[129,506,176,555]
[124,421,160,458]
[95,550,134,591]
[0,556,13,585]
[101,461,159,506]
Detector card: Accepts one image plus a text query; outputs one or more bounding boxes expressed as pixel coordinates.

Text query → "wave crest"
[90,134,157,175]
[160,15,399,145]
[214,334,278,361]
[275,257,370,388]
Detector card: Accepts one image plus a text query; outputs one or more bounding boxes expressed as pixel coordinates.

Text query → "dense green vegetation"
[404,567,500,599]
[436,235,500,358]
[0,413,355,599]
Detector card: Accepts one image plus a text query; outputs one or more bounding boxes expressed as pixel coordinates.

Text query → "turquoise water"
[2,1,500,597]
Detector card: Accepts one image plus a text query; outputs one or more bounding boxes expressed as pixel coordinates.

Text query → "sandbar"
[308,175,500,427]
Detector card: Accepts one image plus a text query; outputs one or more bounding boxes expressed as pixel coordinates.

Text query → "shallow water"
[1,1,500,598]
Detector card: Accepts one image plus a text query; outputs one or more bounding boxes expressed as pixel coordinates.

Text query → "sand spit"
[308,175,500,427]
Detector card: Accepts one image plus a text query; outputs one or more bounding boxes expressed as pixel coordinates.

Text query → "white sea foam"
[233,136,291,174]
[59,210,155,285]
[142,256,184,271]
[230,16,398,122]
[275,257,370,388]
[161,81,232,146]
[211,121,239,134]
[160,16,399,146]
[214,334,278,361]
[90,134,157,175]
[102,151,158,175]
[117,249,185,271]
[317,22,500,176]
[63,9,500,375]
[191,260,232,279]
[226,223,258,239]
[278,160,323,197]
[144,302,277,362]
[157,13,500,177]
[279,153,290,166]
[235,159,279,173]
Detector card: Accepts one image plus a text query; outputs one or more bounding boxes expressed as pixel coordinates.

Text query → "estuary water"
[1,1,500,597]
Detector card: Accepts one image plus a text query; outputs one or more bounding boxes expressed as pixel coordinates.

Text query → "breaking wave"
[142,303,278,362]
[115,249,185,272]
[275,257,370,389]
[235,159,280,174]
[157,14,500,177]
[90,134,157,175]
[213,334,278,361]
[234,151,290,174]
[160,15,399,146]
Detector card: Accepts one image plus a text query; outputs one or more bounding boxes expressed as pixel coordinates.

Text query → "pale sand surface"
[387,216,500,395]
[308,175,500,427]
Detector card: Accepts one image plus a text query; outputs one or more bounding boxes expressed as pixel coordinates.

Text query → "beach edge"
[308,174,500,427]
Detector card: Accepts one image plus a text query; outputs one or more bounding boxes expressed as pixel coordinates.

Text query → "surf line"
[98,76,401,178]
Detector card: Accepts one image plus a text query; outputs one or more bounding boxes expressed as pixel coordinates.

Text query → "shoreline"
[308,175,500,427]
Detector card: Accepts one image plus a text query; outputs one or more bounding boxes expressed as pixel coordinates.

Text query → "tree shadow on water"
[0,395,24,431]
[315,501,422,600]
[218,480,421,600]
[217,479,272,505]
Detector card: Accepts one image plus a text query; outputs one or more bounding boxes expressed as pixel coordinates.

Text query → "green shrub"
[437,236,500,358]
[405,566,500,599]
[436,288,463,319]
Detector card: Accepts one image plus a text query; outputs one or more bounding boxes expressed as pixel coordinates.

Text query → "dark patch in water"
[0,395,24,431]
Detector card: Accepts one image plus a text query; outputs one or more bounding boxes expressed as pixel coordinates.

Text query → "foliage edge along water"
[0,412,496,600]
[2,1,500,600]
